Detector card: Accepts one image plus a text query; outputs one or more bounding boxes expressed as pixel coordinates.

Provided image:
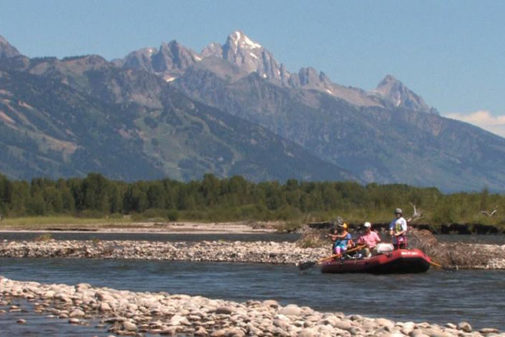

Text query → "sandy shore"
[0,221,280,234]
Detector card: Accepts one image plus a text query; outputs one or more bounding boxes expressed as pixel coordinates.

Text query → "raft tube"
[320,249,431,274]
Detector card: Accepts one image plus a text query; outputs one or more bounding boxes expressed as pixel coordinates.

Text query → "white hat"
[364,222,371,228]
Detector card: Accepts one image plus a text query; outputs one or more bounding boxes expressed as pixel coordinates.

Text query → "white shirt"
[389,216,407,234]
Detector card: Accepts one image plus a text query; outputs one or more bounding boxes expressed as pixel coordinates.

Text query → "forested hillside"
[0,173,503,228]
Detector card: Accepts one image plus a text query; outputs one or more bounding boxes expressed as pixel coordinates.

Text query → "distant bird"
[480,209,497,217]
[407,202,423,222]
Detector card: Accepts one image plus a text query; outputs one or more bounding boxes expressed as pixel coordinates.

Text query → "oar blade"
[429,259,443,268]
[297,260,317,270]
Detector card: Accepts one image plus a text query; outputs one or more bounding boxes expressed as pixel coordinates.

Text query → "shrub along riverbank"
[0,173,504,230]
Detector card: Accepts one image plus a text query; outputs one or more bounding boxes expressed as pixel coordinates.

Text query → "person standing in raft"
[389,208,408,249]
[329,223,353,256]
[357,221,381,257]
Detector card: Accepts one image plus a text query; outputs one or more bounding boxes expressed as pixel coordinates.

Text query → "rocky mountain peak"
[117,32,429,110]
[122,39,201,81]
[201,42,223,58]
[225,30,263,52]
[373,74,436,113]
[0,34,21,59]
[295,67,332,86]
[156,40,201,70]
[297,67,318,85]
[379,74,398,85]
[200,30,286,82]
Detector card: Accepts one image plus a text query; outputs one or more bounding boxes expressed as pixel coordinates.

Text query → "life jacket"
[334,232,352,248]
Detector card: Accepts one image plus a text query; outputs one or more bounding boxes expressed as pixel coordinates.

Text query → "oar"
[297,245,366,270]
[297,255,335,270]
[428,259,443,268]
[297,254,338,270]
[426,256,451,270]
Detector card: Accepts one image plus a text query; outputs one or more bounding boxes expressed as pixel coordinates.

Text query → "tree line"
[0,173,503,226]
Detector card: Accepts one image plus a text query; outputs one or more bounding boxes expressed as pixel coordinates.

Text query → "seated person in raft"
[357,221,381,257]
[328,223,353,257]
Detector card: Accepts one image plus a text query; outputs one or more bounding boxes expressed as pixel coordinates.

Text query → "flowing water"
[1,231,504,244]
[1,257,505,335]
[1,232,504,336]
[0,303,106,337]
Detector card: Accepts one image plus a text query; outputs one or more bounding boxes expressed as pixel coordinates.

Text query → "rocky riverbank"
[1,239,505,269]
[0,239,326,265]
[1,276,503,337]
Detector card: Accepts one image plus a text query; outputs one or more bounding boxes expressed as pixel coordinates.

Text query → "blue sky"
[1,0,504,137]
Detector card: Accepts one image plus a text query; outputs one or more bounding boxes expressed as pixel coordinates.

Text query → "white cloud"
[445,110,505,138]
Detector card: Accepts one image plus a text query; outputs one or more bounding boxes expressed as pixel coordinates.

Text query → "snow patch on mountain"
[230,30,262,49]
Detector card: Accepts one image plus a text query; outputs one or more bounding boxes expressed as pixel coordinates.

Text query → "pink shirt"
[358,231,381,248]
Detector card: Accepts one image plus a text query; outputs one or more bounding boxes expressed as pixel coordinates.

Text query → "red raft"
[320,249,431,274]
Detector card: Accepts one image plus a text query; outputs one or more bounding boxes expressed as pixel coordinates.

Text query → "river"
[1,257,504,335]
[1,232,504,335]
[1,231,504,244]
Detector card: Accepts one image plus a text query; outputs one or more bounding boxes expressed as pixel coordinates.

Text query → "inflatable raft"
[320,248,431,274]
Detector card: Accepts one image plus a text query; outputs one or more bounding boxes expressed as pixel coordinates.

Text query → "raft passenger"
[389,208,408,249]
[329,223,353,256]
[357,221,381,257]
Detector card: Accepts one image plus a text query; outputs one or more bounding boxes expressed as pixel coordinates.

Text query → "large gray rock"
[122,320,137,331]
[458,321,472,332]
[279,304,302,316]
[69,309,85,318]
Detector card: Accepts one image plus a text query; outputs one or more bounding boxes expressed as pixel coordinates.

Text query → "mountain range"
[1,31,505,191]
